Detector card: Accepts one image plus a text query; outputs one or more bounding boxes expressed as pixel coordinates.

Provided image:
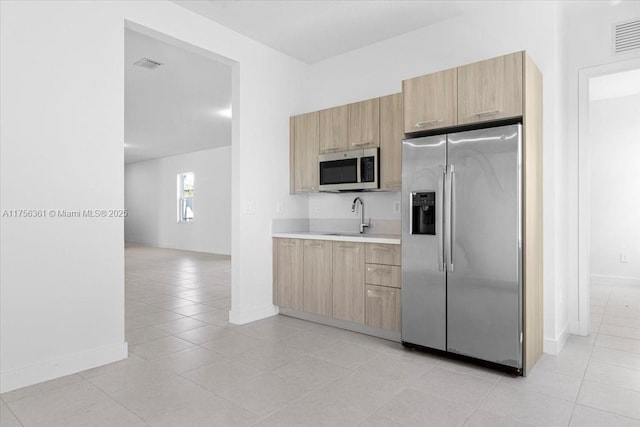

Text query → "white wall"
[0,0,309,392]
[589,94,640,283]
[308,192,400,220]
[560,1,640,333]
[125,146,232,255]
[301,1,566,352]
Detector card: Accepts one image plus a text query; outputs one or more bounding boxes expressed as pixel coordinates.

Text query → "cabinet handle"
[367,290,383,298]
[323,147,340,152]
[371,246,394,252]
[337,244,357,249]
[470,109,502,118]
[351,141,372,147]
[415,119,443,128]
[280,241,299,247]
[367,267,390,274]
[305,242,323,248]
[297,186,316,192]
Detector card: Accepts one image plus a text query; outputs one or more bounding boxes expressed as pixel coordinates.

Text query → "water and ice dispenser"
[410,192,436,235]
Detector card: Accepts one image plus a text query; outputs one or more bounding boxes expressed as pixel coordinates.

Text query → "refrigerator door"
[446,124,522,369]
[401,135,447,351]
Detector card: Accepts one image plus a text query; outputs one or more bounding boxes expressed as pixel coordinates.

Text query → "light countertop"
[272,231,401,245]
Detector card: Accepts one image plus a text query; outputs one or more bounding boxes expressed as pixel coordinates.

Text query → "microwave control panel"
[361,157,375,183]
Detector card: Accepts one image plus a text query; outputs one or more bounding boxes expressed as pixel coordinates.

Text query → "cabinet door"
[403,68,457,133]
[365,285,401,331]
[348,98,380,149]
[365,264,401,289]
[292,112,319,193]
[365,243,401,266]
[332,242,365,323]
[303,239,333,317]
[319,105,349,154]
[273,238,304,311]
[458,52,523,125]
[380,93,403,191]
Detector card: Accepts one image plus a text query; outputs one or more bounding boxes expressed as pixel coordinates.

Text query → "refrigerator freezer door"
[401,135,447,350]
[446,124,522,368]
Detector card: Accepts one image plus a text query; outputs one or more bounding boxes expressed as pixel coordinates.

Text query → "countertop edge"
[272,232,401,245]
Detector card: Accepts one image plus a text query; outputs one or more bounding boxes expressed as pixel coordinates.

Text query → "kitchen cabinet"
[332,242,365,323]
[319,105,349,154]
[365,243,401,266]
[380,93,403,191]
[457,52,523,125]
[403,68,457,133]
[291,112,319,193]
[273,238,304,311]
[365,285,401,332]
[348,98,380,149]
[303,239,333,317]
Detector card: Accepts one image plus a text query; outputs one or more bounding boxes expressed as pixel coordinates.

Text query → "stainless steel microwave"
[318,148,379,192]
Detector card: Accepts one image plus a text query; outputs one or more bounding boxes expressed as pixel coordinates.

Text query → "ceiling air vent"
[133,58,163,70]
[614,19,640,54]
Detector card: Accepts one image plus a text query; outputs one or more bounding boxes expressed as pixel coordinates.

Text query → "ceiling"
[171,1,463,64]
[125,29,232,164]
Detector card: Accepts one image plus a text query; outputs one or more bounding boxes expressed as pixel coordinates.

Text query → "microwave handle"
[357,155,362,183]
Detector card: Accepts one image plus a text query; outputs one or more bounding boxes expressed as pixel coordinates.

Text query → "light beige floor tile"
[355,351,437,386]
[1,373,84,403]
[235,320,302,341]
[7,381,114,426]
[595,334,640,354]
[436,357,505,380]
[149,297,194,310]
[277,330,338,355]
[125,325,169,346]
[46,400,147,427]
[599,324,640,340]
[235,341,305,371]
[410,366,498,407]
[182,359,262,391]
[499,365,582,402]
[87,362,176,398]
[129,311,185,327]
[216,372,311,417]
[79,353,147,380]
[590,345,640,371]
[463,409,535,426]
[153,317,208,334]
[145,392,258,427]
[190,308,229,326]
[312,340,380,368]
[585,360,640,392]
[130,336,195,360]
[201,330,266,357]
[603,315,640,330]
[375,388,475,427]
[171,303,215,317]
[151,346,224,374]
[578,380,640,420]
[0,404,22,427]
[570,404,640,426]
[272,355,351,390]
[479,382,574,426]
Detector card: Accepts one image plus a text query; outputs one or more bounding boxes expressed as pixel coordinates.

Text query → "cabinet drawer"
[365,243,401,266]
[365,285,401,332]
[365,263,401,288]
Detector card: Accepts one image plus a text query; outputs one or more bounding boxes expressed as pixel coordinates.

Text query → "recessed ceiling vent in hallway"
[133,58,163,70]
[614,19,640,54]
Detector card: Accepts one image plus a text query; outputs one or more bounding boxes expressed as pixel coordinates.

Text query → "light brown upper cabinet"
[457,52,523,125]
[319,105,349,154]
[303,240,333,317]
[403,68,457,133]
[380,93,403,191]
[273,238,304,311]
[290,112,319,193]
[332,242,365,323]
[348,98,380,149]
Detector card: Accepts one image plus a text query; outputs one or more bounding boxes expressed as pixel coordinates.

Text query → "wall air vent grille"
[133,58,163,70]
[614,19,640,54]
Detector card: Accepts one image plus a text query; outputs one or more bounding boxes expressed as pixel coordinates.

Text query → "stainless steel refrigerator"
[401,123,522,371]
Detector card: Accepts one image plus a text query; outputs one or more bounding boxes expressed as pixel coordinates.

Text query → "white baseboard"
[591,274,640,287]
[0,341,128,394]
[543,324,569,355]
[229,305,279,325]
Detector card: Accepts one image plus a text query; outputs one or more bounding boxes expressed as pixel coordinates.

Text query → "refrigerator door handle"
[449,164,455,272]
[438,166,445,271]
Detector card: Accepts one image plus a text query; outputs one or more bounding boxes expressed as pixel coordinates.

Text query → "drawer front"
[365,263,401,288]
[365,243,401,266]
[365,285,401,332]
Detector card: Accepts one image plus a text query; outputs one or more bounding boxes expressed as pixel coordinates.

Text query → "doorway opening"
[577,58,640,340]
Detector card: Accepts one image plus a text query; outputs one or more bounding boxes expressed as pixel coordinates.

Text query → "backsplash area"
[307,192,400,220]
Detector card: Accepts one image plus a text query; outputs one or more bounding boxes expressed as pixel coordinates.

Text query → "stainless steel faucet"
[351,196,370,234]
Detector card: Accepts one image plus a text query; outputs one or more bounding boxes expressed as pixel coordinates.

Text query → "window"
[177,172,194,222]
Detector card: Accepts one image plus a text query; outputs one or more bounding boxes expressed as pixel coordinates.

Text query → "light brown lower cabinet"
[303,240,333,317]
[365,284,401,332]
[273,238,304,311]
[332,242,365,323]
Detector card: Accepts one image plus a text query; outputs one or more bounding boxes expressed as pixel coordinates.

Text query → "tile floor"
[1,244,639,426]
